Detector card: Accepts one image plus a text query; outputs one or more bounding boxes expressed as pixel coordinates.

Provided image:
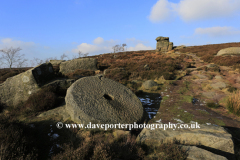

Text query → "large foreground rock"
[217,47,240,56]
[136,123,235,159]
[65,75,148,125]
[0,63,55,107]
[59,58,98,75]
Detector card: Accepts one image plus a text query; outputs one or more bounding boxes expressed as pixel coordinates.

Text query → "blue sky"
[1,0,240,67]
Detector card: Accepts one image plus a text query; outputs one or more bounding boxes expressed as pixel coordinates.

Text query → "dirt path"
[147,51,240,137]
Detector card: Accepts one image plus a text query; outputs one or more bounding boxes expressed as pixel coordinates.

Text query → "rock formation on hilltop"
[155,36,173,52]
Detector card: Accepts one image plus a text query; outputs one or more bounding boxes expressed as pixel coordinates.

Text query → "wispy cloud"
[0,38,36,49]
[148,0,240,22]
[128,43,154,51]
[93,37,104,44]
[194,26,240,37]
[72,37,154,55]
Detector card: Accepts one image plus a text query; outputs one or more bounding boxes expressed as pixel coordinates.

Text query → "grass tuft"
[24,86,58,113]
[206,101,220,109]
[227,90,240,116]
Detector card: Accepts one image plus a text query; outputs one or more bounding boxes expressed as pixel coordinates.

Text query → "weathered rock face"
[0,63,55,107]
[142,80,158,90]
[217,47,240,56]
[59,58,98,75]
[49,60,66,65]
[136,123,235,160]
[168,42,173,51]
[37,105,71,122]
[179,145,229,160]
[43,79,76,95]
[65,75,148,125]
[211,82,227,90]
[155,36,173,52]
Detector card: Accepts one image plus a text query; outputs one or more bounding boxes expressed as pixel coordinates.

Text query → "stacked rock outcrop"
[155,36,173,52]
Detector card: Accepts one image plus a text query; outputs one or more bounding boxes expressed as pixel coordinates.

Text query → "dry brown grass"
[0,116,39,160]
[4,86,60,119]
[0,68,30,83]
[94,50,187,82]
[51,131,146,160]
[227,90,240,116]
[65,69,96,79]
[51,129,189,160]
[176,42,240,66]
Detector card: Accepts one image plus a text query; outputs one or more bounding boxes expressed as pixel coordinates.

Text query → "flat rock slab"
[215,75,223,80]
[179,145,230,160]
[195,74,208,79]
[217,47,240,56]
[59,58,98,75]
[49,60,66,65]
[65,75,147,125]
[211,82,227,90]
[202,91,216,99]
[136,123,234,155]
[37,105,70,121]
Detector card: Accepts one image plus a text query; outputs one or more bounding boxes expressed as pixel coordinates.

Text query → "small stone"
[142,80,158,90]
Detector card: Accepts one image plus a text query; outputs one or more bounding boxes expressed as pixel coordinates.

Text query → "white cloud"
[93,37,104,44]
[148,0,173,22]
[148,0,240,22]
[44,46,50,49]
[72,43,102,53]
[72,37,153,55]
[195,26,240,37]
[177,0,240,21]
[0,38,38,68]
[128,43,154,51]
[72,37,120,55]
[0,38,35,49]
[126,38,149,45]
